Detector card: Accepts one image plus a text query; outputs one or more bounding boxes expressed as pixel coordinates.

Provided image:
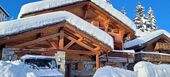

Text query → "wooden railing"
[137,54,170,62]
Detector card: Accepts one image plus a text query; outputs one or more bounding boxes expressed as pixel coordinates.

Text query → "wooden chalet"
[18,0,136,50]
[125,30,170,64]
[0,0,137,77]
[18,0,137,69]
[0,11,114,76]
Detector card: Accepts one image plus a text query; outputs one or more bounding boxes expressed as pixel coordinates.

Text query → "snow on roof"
[135,51,170,56]
[112,50,135,54]
[135,29,151,37]
[124,30,170,48]
[0,11,114,48]
[20,55,54,60]
[18,0,136,31]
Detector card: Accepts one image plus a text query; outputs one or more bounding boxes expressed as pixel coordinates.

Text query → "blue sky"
[0,0,170,32]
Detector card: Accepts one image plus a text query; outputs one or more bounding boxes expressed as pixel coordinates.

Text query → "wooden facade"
[136,53,170,63]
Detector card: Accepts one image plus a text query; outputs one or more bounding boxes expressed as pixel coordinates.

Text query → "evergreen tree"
[134,2,147,32]
[147,7,157,31]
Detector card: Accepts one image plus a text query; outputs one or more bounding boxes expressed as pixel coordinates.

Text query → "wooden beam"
[11,33,61,48]
[59,30,64,49]
[47,40,58,49]
[64,34,97,52]
[64,24,112,52]
[96,53,100,69]
[13,48,96,55]
[64,40,75,49]
[83,3,91,19]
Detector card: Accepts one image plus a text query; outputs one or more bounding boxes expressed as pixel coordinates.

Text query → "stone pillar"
[55,51,66,75]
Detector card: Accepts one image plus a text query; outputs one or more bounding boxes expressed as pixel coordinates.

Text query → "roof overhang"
[124,30,170,49]
[0,11,113,49]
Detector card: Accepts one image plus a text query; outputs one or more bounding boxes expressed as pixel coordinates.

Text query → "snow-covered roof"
[0,11,114,48]
[135,51,170,56]
[20,55,55,60]
[135,29,152,37]
[124,30,170,48]
[112,50,135,54]
[18,0,136,31]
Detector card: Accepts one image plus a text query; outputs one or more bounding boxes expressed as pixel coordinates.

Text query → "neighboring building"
[125,30,170,64]
[0,6,9,22]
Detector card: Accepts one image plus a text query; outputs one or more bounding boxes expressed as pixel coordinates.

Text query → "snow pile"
[0,60,36,77]
[93,66,137,77]
[134,61,170,77]
[0,11,113,48]
[94,61,170,77]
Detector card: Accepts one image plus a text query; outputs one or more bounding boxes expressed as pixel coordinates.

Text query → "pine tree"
[134,2,147,32]
[147,7,157,31]
[121,7,126,15]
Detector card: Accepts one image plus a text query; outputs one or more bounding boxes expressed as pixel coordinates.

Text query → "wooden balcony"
[155,42,170,51]
[136,52,170,63]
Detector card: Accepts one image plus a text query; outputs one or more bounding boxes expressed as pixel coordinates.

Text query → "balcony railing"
[136,52,170,62]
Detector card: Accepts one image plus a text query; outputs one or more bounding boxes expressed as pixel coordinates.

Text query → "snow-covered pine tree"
[147,7,157,31]
[121,7,126,15]
[134,2,148,32]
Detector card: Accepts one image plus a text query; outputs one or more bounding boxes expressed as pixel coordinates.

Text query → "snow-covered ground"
[1,60,170,77]
[94,61,170,77]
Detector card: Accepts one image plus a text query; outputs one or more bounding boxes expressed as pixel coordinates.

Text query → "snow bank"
[94,61,170,77]
[0,11,113,48]
[134,61,170,77]
[0,60,35,77]
[18,0,136,31]
[93,66,137,77]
